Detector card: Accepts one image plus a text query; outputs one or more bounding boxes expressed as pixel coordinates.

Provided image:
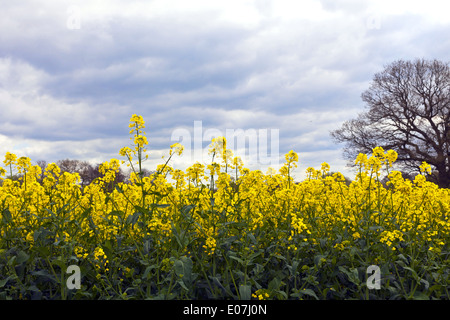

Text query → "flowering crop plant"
[0,115,449,300]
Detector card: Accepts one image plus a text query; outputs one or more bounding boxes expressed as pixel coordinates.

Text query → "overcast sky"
[1,0,449,180]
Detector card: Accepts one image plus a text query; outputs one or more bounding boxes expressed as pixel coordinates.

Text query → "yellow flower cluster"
[252,289,270,300]
[93,247,108,269]
[1,115,449,273]
[380,230,404,249]
[203,235,217,255]
[74,246,89,259]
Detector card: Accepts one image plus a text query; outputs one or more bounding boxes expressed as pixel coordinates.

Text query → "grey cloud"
[1,0,450,172]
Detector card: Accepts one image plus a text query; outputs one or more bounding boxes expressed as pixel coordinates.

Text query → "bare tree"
[93,163,126,185]
[56,159,126,189]
[331,58,450,188]
[35,160,48,183]
[56,159,97,187]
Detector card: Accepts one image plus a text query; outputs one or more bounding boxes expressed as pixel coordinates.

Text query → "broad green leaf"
[248,250,263,262]
[268,277,283,291]
[31,270,57,283]
[239,284,252,300]
[177,279,189,291]
[314,254,327,266]
[181,204,195,216]
[420,279,430,290]
[174,256,193,284]
[229,255,245,265]
[0,276,11,288]
[107,210,125,222]
[338,266,360,285]
[52,257,67,272]
[126,211,141,227]
[143,265,156,280]
[16,251,30,264]
[1,208,12,223]
[149,203,170,209]
[292,289,319,300]
[412,291,430,300]
[115,184,124,193]
[27,285,40,292]
[403,267,420,281]
[33,245,50,257]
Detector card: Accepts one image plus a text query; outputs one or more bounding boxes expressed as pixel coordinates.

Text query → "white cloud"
[0,57,132,164]
[0,58,49,94]
[368,0,450,24]
[1,0,449,177]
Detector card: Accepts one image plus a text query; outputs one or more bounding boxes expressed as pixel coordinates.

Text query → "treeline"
[2,158,154,189]
[2,158,438,190]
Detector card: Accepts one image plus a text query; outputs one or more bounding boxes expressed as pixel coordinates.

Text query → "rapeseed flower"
[252,289,270,300]
[419,161,432,175]
[169,143,184,156]
[3,152,17,167]
[1,114,448,300]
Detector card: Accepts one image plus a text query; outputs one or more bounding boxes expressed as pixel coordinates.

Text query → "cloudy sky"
[1,0,449,180]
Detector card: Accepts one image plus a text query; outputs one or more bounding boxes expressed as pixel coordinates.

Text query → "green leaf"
[33,245,50,257]
[319,238,328,248]
[177,279,189,291]
[16,251,30,264]
[247,233,257,245]
[52,257,67,272]
[27,285,40,292]
[209,276,235,297]
[396,254,409,264]
[102,240,114,258]
[248,250,263,262]
[274,290,288,300]
[428,284,442,295]
[292,288,319,300]
[1,208,12,223]
[403,267,420,281]
[107,210,125,222]
[229,255,245,265]
[420,279,429,291]
[115,184,124,193]
[126,211,141,227]
[232,270,246,282]
[220,221,248,229]
[31,270,57,283]
[143,265,157,280]
[268,277,283,291]
[314,254,327,266]
[369,225,384,231]
[149,203,170,209]
[412,291,430,300]
[7,255,17,266]
[395,260,405,268]
[181,204,195,216]
[338,266,360,285]
[44,208,56,219]
[174,256,193,284]
[287,260,300,276]
[0,276,11,288]
[239,284,252,300]
[273,254,287,262]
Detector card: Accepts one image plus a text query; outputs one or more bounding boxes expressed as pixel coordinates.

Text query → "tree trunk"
[436,164,450,188]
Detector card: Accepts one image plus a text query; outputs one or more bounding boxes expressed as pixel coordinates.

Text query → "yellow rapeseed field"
[0,115,449,300]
